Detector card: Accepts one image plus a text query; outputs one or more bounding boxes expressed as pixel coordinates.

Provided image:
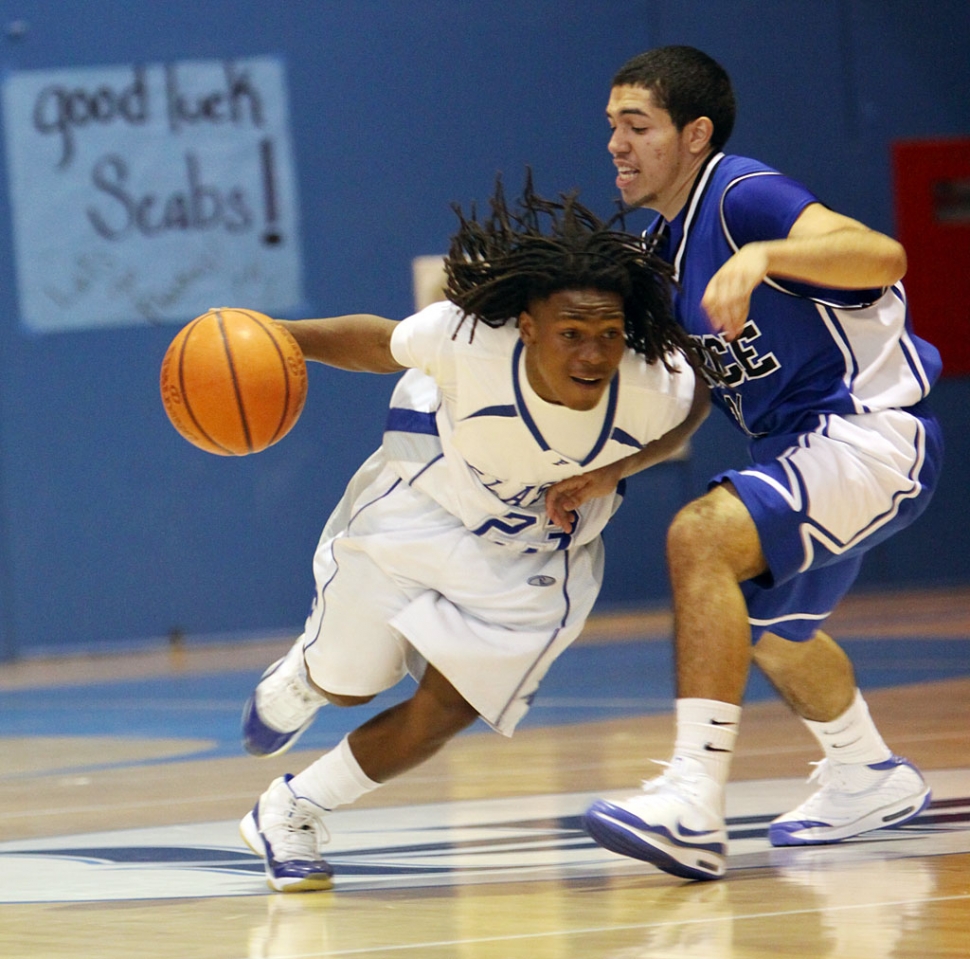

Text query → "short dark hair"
[613,46,736,151]
[444,172,696,371]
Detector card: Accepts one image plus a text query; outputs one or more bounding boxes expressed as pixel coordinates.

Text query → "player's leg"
[584,482,764,881]
[739,405,943,847]
[240,453,427,890]
[298,661,480,792]
[752,628,856,721]
[753,628,930,845]
[240,656,483,894]
[243,451,393,758]
[667,483,767,704]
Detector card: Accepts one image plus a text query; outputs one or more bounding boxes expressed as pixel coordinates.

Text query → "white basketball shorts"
[300,449,605,735]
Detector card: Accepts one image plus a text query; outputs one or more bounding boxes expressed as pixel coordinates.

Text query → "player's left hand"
[700,243,769,340]
[545,463,623,533]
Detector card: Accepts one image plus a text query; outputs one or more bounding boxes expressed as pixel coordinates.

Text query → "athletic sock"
[801,688,892,766]
[289,735,382,811]
[672,697,741,788]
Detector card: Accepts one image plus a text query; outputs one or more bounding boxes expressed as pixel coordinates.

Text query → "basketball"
[160,308,308,456]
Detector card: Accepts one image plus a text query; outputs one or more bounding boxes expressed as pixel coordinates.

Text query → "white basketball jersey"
[387,300,695,551]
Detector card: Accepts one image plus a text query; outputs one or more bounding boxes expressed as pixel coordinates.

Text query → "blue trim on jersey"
[512,340,551,451]
[579,375,619,467]
[510,339,621,465]
[407,453,444,486]
[506,340,620,466]
[609,426,642,450]
[462,404,517,419]
[385,408,439,435]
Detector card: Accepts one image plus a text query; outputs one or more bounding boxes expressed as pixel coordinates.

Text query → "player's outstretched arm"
[275,315,406,374]
[701,203,907,341]
[545,376,711,533]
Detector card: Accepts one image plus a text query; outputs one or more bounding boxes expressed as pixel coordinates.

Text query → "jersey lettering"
[693,320,780,388]
[471,513,537,538]
[469,464,552,508]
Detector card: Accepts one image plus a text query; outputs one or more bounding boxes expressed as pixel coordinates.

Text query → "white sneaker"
[769,755,931,846]
[240,774,334,892]
[242,638,326,757]
[584,757,727,881]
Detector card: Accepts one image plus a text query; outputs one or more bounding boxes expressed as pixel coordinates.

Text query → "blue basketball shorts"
[710,405,943,642]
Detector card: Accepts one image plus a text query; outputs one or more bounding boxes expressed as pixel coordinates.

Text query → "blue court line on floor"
[1,637,968,772]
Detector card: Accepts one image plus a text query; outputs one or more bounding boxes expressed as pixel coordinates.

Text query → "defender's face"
[607,84,693,216]
[519,288,626,411]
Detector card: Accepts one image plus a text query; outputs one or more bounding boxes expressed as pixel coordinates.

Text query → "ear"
[519,310,536,344]
[685,115,714,155]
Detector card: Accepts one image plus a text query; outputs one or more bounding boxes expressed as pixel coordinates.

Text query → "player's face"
[519,288,627,411]
[607,85,703,218]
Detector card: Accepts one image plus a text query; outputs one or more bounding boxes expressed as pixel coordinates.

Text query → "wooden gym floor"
[0,586,968,958]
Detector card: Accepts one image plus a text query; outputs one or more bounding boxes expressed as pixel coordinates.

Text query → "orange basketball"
[160,308,308,456]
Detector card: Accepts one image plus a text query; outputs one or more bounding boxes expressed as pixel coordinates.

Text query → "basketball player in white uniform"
[237,179,709,891]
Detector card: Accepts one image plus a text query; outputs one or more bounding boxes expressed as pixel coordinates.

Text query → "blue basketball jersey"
[650,153,942,441]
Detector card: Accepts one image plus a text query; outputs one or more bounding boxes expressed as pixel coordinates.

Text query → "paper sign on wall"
[2,57,304,332]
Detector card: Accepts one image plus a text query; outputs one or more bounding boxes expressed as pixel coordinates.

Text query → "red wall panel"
[892,138,970,376]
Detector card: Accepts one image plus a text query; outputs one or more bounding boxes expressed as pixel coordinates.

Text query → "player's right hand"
[545,463,623,533]
[700,243,769,340]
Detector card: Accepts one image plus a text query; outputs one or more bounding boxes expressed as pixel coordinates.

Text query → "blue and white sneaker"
[242,638,326,757]
[240,774,334,892]
[584,757,727,881]
[769,755,931,846]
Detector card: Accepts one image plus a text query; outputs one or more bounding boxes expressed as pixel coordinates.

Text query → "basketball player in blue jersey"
[549,46,943,881]
[236,178,709,892]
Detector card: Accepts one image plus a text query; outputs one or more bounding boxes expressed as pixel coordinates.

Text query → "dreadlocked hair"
[444,171,697,372]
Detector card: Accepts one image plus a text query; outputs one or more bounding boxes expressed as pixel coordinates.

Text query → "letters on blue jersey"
[693,320,780,388]
[692,320,781,437]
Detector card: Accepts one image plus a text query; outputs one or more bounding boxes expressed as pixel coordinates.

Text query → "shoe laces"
[629,757,723,825]
[268,796,330,862]
[803,757,898,798]
[640,757,706,796]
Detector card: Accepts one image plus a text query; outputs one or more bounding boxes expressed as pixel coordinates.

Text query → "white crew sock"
[672,697,741,788]
[289,735,382,811]
[801,688,892,766]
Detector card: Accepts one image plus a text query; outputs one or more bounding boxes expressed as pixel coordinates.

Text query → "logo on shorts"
[527,575,557,587]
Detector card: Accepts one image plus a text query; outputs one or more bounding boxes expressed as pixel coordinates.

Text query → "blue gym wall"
[0,1,966,660]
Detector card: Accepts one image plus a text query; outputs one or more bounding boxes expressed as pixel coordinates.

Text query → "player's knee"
[667,496,723,561]
[667,487,765,581]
